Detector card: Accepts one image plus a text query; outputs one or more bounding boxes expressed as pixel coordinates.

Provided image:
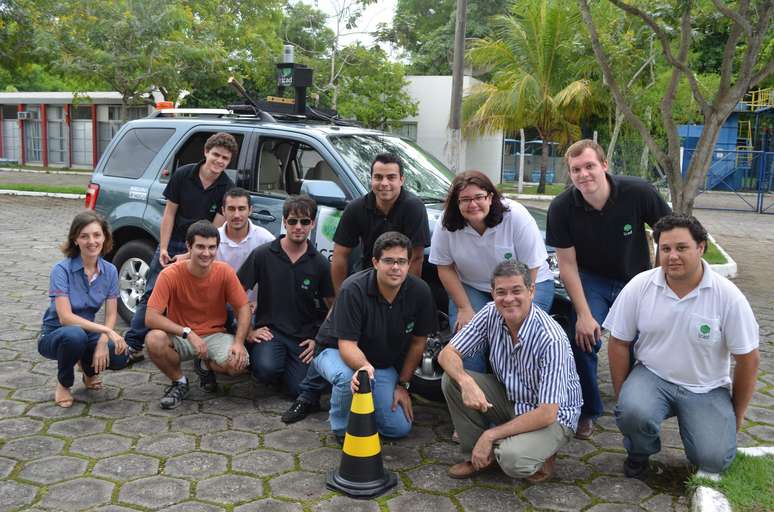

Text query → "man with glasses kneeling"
[438,260,582,482]
[312,231,436,442]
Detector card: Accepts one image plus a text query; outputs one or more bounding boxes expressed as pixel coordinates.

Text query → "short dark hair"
[283,195,317,219]
[490,260,533,289]
[371,153,404,177]
[442,170,509,231]
[186,220,220,246]
[223,187,251,206]
[565,139,606,166]
[61,210,113,258]
[652,214,708,246]
[204,132,238,155]
[372,231,412,261]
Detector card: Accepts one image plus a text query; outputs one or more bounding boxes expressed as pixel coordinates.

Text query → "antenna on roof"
[227,77,276,123]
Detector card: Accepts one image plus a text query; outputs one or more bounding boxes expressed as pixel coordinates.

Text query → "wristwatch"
[398,381,410,391]
[181,327,192,339]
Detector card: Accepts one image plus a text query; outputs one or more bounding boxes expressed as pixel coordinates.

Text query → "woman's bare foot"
[54,383,73,408]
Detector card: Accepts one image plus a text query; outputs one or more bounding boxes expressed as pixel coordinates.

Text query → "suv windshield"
[328,134,453,203]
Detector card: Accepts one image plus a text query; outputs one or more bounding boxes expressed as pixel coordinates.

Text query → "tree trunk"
[445,0,467,174]
[607,108,624,164]
[518,128,525,194]
[537,139,549,194]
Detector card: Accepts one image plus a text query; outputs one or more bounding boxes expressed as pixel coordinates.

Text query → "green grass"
[0,183,85,194]
[704,238,727,265]
[498,183,566,195]
[0,163,92,173]
[687,453,774,512]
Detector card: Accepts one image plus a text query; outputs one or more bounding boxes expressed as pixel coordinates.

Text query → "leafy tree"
[463,0,593,193]
[334,44,418,129]
[579,0,774,214]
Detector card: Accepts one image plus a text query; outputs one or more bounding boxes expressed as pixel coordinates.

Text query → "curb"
[0,189,85,200]
[692,446,774,512]
[0,166,91,176]
[707,233,737,279]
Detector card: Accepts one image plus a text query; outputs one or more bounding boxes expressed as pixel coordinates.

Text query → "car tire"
[112,239,155,323]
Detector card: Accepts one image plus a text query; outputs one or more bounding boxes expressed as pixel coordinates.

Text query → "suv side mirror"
[301,180,347,209]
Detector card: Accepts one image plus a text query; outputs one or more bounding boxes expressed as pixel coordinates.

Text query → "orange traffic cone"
[327,370,397,498]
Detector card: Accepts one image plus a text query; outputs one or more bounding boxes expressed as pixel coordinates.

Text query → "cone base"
[326,469,397,498]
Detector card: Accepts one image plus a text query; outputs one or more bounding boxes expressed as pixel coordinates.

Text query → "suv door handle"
[250,211,276,222]
[155,198,167,205]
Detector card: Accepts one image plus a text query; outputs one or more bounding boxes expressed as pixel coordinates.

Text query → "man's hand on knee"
[227,343,249,371]
[461,379,493,412]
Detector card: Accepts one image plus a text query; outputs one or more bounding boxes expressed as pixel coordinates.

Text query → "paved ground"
[0,195,771,512]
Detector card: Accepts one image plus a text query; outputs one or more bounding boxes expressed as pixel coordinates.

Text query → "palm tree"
[463,0,593,193]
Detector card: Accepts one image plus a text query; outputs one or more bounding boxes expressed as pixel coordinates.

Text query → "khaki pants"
[442,371,573,478]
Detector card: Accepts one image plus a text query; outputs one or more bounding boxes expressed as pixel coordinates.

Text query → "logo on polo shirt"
[405,321,414,333]
[623,223,633,236]
[504,252,513,260]
[209,203,218,214]
[301,277,311,290]
[698,323,711,340]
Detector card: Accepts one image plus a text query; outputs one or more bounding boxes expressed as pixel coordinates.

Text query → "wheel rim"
[413,312,451,382]
[118,257,149,314]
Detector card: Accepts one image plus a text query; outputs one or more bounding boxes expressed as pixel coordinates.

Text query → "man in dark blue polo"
[313,231,437,441]
[237,195,334,398]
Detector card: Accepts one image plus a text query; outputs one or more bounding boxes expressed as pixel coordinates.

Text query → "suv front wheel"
[112,240,155,323]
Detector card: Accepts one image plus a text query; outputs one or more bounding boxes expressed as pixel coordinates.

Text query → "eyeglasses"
[286,218,312,226]
[458,193,491,206]
[379,257,410,267]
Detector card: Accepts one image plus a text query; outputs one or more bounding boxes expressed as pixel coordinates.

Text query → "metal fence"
[686,148,774,214]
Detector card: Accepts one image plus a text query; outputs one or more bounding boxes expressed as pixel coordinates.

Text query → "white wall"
[404,75,503,183]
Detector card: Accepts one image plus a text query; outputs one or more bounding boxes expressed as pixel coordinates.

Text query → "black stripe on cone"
[327,369,397,498]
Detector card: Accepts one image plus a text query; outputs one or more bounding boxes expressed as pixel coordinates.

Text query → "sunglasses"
[286,218,313,226]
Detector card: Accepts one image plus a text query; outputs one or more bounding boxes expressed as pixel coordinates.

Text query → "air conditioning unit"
[16,111,31,120]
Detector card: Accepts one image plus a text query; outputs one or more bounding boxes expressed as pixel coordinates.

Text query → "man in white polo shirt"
[193,187,273,391]
[603,214,759,479]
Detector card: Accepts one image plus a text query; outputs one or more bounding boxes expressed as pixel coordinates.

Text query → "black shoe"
[160,381,189,409]
[193,358,217,393]
[623,455,649,479]
[127,347,145,365]
[281,398,320,424]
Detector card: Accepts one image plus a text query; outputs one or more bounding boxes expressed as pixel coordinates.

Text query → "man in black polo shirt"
[124,132,238,360]
[313,231,436,441]
[237,195,334,398]
[330,152,430,293]
[546,139,670,439]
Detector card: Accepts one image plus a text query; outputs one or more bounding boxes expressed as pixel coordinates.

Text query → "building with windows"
[0,92,151,168]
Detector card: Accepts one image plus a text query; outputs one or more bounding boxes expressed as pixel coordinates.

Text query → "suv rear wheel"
[113,240,155,323]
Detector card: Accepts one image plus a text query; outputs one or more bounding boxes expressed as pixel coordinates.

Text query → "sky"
[314,0,398,48]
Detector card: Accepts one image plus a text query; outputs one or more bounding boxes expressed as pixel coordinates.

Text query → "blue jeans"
[38,326,128,387]
[314,348,412,438]
[569,271,626,420]
[125,240,188,351]
[615,364,737,473]
[296,361,329,404]
[246,331,310,398]
[455,280,555,373]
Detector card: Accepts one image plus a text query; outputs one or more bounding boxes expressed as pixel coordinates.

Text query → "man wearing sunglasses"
[313,231,437,442]
[237,196,334,399]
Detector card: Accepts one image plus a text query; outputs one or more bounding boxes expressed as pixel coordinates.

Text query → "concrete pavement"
[0,195,771,511]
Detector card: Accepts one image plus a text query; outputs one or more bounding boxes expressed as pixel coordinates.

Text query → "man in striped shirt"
[438,260,582,482]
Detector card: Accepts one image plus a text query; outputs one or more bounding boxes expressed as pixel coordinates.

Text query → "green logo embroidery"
[301,278,311,290]
[405,321,415,333]
[623,223,633,236]
[504,252,513,260]
[700,324,711,335]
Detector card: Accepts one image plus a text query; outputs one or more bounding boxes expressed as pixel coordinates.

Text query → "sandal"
[82,374,103,391]
[54,385,74,408]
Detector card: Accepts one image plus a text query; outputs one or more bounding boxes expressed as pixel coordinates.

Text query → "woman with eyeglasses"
[430,170,555,349]
[38,211,128,408]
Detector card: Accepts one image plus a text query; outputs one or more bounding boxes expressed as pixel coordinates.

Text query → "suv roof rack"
[150,108,232,118]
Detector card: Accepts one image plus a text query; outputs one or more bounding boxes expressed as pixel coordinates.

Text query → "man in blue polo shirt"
[439,260,582,482]
[546,139,670,439]
[124,132,238,362]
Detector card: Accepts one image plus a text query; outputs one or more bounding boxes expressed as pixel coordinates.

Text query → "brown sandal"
[54,385,74,408]
[82,374,103,391]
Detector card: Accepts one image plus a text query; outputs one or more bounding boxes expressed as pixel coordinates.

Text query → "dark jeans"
[125,240,188,351]
[296,351,330,405]
[246,331,314,398]
[38,326,128,387]
[569,271,627,420]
